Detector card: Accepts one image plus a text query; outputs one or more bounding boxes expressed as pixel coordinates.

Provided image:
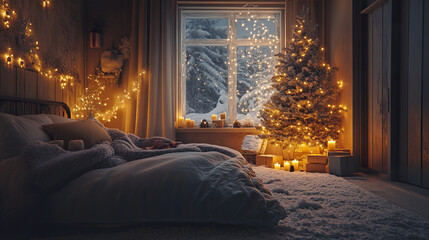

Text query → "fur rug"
[29,167,429,240]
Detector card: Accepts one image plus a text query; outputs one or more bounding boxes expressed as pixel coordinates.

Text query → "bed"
[0,97,286,231]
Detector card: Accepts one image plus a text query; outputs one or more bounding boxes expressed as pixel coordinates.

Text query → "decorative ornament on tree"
[259,9,346,150]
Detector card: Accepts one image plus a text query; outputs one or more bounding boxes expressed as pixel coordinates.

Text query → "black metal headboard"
[0,96,71,118]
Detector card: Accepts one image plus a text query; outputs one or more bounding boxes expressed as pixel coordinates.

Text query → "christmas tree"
[259,10,345,149]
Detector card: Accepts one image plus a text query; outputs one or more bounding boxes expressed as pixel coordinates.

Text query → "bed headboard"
[0,96,71,118]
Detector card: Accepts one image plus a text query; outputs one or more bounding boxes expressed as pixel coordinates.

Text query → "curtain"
[125,0,176,139]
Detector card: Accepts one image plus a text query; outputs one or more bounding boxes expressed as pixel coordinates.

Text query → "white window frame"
[178,8,283,124]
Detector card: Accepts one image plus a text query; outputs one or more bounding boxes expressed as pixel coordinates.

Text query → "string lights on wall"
[0,0,74,89]
[73,71,143,123]
[42,0,50,8]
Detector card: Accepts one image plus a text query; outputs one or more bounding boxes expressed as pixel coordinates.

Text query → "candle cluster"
[73,72,142,123]
[177,117,195,128]
[0,0,76,89]
[259,10,346,149]
[272,160,299,171]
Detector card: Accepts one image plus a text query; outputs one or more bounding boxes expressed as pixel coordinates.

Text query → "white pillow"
[0,113,53,160]
[46,114,78,124]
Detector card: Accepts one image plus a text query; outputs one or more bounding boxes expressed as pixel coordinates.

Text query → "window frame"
[178,8,284,125]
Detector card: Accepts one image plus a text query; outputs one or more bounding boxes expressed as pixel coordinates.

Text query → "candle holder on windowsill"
[200,119,210,128]
[212,120,225,128]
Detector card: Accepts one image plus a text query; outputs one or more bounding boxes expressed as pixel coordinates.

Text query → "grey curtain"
[125,0,176,139]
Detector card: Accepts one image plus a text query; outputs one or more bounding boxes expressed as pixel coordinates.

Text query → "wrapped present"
[328,149,351,156]
[306,163,326,173]
[307,154,328,164]
[329,155,359,176]
[256,155,283,168]
[212,120,225,128]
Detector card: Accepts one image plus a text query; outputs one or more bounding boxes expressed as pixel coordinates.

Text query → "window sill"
[175,127,260,133]
[175,127,261,152]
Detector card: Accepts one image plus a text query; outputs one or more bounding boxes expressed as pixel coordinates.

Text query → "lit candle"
[328,140,336,150]
[292,160,299,170]
[185,119,191,128]
[274,162,281,170]
[284,161,290,171]
[220,112,226,120]
[178,117,185,128]
[211,114,217,121]
[190,120,195,128]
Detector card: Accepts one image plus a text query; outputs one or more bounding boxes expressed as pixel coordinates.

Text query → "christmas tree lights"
[259,10,346,149]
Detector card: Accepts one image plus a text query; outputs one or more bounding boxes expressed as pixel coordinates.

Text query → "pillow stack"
[0,113,112,161]
[42,119,112,150]
[0,113,52,160]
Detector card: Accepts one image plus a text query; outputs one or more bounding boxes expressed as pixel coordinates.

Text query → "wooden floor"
[345,172,429,219]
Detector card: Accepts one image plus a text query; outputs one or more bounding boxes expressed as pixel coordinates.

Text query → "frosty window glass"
[237,46,275,120]
[180,10,282,125]
[236,18,276,39]
[186,18,228,39]
[185,45,228,122]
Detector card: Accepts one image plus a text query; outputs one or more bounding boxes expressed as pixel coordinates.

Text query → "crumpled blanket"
[0,128,285,229]
[107,128,243,161]
[24,141,125,193]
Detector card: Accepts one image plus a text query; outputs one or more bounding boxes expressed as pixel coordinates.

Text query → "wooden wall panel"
[55,81,63,102]
[407,0,423,185]
[0,64,77,114]
[372,6,383,171]
[23,69,38,99]
[16,68,25,98]
[368,13,373,169]
[38,75,50,100]
[422,0,429,188]
[48,77,56,101]
[0,65,16,97]
[382,1,391,173]
[398,0,409,182]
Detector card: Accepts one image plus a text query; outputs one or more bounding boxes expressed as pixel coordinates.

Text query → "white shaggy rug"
[33,166,429,240]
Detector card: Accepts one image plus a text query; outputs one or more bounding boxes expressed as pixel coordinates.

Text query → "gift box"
[256,155,283,168]
[307,154,328,164]
[329,155,359,176]
[306,163,327,173]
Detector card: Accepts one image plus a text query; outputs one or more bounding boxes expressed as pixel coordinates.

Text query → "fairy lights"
[0,0,75,89]
[73,72,143,123]
[235,7,280,119]
[42,0,50,8]
[259,10,346,149]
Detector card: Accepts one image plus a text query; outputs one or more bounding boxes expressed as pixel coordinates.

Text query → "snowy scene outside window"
[180,10,281,125]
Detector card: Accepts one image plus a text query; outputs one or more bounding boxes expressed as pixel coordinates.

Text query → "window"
[179,9,282,125]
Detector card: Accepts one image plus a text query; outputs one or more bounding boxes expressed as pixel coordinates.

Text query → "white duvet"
[48,151,286,226]
[0,113,286,228]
